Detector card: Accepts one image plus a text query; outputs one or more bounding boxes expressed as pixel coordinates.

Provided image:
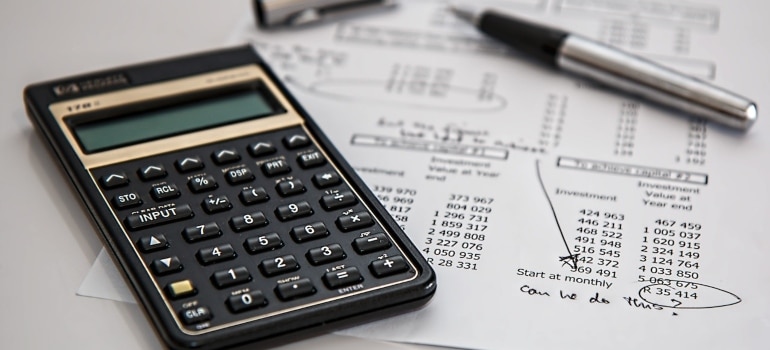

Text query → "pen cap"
[253,0,397,28]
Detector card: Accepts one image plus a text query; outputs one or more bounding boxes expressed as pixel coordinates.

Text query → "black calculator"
[24,46,435,349]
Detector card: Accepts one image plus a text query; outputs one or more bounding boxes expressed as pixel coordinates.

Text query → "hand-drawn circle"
[639,280,741,309]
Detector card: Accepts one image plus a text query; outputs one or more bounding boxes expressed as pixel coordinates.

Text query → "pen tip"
[447,4,478,24]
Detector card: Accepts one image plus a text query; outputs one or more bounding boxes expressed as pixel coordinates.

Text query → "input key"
[124,204,193,231]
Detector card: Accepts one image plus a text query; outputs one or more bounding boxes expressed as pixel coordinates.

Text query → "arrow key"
[151,256,182,275]
[138,234,169,253]
[100,172,129,189]
[212,148,241,165]
[138,164,167,181]
[312,171,341,188]
[175,156,204,173]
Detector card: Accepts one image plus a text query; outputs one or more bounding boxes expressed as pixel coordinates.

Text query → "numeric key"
[212,266,251,288]
[197,243,236,265]
[227,290,267,313]
[244,233,283,254]
[306,244,346,265]
[275,201,313,221]
[259,255,299,276]
[183,222,222,242]
[230,212,268,232]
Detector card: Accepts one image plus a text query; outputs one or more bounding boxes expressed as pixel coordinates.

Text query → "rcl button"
[180,306,212,325]
[150,183,180,201]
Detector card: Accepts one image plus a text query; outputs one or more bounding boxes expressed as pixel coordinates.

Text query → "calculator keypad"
[92,126,417,331]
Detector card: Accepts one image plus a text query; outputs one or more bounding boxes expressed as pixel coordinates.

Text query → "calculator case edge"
[24,45,436,349]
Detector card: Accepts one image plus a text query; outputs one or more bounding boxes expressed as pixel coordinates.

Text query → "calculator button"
[100,172,129,189]
[138,165,167,181]
[298,151,325,169]
[239,187,269,205]
[306,244,346,265]
[227,290,267,313]
[244,233,283,254]
[112,191,143,209]
[188,175,218,193]
[283,134,311,149]
[323,267,363,289]
[320,191,357,210]
[182,222,222,243]
[275,201,313,221]
[229,212,268,232]
[276,179,305,197]
[290,222,329,243]
[197,243,236,265]
[180,306,212,325]
[150,183,181,201]
[259,255,299,276]
[138,234,169,252]
[175,156,204,173]
[166,280,196,299]
[125,204,193,231]
[275,278,316,300]
[224,167,255,185]
[369,256,409,277]
[353,233,391,254]
[336,211,374,231]
[248,142,276,157]
[202,195,232,214]
[212,149,240,164]
[312,171,341,188]
[261,159,291,177]
[151,256,183,275]
[211,266,251,289]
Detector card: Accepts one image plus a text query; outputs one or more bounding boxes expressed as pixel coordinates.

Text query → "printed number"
[258,235,269,246]
[227,268,237,279]
[241,294,252,305]
[305,225,315,234]
[212,247,221,256]
[289,204,299,213]
[244,214,254,224]
[321,246,332,256]
[197,224,205,235]
[275,257,286,268]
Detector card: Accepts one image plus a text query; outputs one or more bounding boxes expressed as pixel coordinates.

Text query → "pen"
[254,0,398,28]
[450,5,758,131]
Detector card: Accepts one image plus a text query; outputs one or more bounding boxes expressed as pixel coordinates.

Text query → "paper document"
[80,0,770,349]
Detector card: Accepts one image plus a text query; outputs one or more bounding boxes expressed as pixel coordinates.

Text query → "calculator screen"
[72,88,281,153]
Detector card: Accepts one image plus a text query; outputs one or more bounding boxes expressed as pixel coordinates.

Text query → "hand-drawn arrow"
[535,159,580,270]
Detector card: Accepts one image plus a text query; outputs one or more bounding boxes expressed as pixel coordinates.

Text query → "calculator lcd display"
[72,90,280,153]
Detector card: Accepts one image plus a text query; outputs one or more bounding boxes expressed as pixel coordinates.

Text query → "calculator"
[24,46,435,349]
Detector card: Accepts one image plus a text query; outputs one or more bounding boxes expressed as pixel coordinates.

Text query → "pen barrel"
[557,35,757,130]
[479,10,567,66]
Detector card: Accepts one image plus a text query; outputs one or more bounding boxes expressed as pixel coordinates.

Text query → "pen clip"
[254,0,398,28]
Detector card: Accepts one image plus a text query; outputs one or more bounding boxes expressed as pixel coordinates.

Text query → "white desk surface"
[0,1,435,349]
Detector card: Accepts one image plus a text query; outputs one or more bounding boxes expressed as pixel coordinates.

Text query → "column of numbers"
[572,209,625,279]
[639,219,702,283]
[423,194,493,271]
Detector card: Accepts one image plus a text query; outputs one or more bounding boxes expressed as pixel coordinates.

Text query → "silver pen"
[450,5,758,131]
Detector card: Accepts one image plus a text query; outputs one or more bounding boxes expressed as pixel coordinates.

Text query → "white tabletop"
[0,1,434,349]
